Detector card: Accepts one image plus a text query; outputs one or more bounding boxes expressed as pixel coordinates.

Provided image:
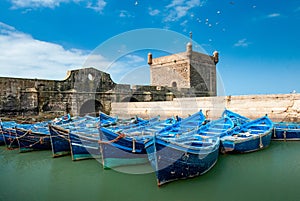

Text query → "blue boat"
[49,115,99,157]
[49,124,71,157]
[14,114,78,153]
[272,122,300,141]
[157,110,207,138]
[0,134,4,146]
[195,116,234,138]
[222,109,250,126]
[15,126,52,152]
[68,115,149,161]
[220,115,273,153]
[1,121,31,149]
[145,134,220,186]
[69,128,101,161]
[144,114,233,186]
[99,116,178,169]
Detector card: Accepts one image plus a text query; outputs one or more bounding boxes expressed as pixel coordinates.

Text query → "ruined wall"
[0,68,117,117]
[110,93,300,122]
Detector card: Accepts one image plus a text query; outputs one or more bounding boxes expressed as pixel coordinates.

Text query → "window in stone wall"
[172,81,177,88]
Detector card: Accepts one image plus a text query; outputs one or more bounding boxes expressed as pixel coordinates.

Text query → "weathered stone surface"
[111,93,300,122]
[0,45,217,117]
[149,43,217,96]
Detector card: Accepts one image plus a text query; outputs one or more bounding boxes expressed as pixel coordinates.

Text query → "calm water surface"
[0,141,300,201]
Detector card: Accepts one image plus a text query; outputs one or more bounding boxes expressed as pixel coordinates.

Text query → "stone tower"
[148,42,218,96]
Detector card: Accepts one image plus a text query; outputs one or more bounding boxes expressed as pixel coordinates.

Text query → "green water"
[0,141,300,201]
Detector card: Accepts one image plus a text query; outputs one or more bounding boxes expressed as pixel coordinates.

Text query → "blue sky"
[0,0,299,95]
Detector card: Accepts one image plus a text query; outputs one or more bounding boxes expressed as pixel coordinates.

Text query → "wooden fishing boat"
[14,114,82,153]
[15,126,52,152]
[49,114,145,160]
[145,134,220,186]
[197,116,234,138]
[222,109,250,126]
[0,121,31,149]
[272,122,300,141]
[157,110,206,138]
[49,124,71,157]
[99,116,178,169]
[0,134,4,146]
[69,127,101,161]
[220,115,273,153]
[49,115,98,157]
[144,115,233,186]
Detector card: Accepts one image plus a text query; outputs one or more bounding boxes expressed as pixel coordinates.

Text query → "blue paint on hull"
[220,116,273,153]
[145,137,220,186]
[100,128,149,168]
[15,128,52,152]
[272,122,300,141]
[221,131,272,153]
[49,125,71,157]
[69,132,101,161]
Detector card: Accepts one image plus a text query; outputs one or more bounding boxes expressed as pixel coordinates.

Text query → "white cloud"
[86,0,107,13]
[119,10,133,18]
[0,22,110,80]
[124,54,145,64]
[9,0,107,13]
[180,19,188,26]
[164,0,205,22]
[149,8,160,16]
[267,13,281,18]
[10,0,71,9]
[234,38,251,47]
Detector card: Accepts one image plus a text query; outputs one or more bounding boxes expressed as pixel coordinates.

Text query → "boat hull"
[69,132,101,161]
[220,116,273,153]
[99,128,149,169]
[145,137,219,186]
[221,130,272,153]
[272,123,300,141]
[15,128,52,152]
[49,125,71,157]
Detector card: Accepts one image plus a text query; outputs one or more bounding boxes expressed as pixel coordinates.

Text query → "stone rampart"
[110,93,300,122]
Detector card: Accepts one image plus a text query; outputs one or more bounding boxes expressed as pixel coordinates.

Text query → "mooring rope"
[98,133,125,144]
[132,138,136,153]
[6,129,18,149]
[16,129,32,139]
[273,127,276,138]
[27,137,46,148]
[259,134,263,149]
[283,130,287,141]
[50,126,70,140]
[56,132,69,141]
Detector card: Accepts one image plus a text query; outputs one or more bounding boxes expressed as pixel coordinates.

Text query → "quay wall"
[110,93,300,122]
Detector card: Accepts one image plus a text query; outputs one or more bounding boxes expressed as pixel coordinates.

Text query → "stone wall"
[110,93,300,122]
[190,52,216,96]
[0,67,212,117]
[0,68,117,116]
[150,52,190,88]
[149,44,217,96]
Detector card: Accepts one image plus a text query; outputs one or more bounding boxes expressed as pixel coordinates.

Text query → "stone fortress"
[0,42,219,117]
